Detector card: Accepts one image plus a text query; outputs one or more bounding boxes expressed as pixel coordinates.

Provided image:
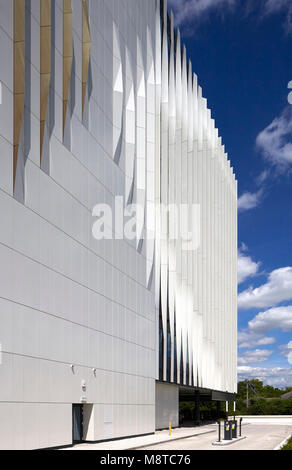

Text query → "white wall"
[0,0,237,449]
[0,403,72,450]
[0,0,157,449]
[155,383,179,430]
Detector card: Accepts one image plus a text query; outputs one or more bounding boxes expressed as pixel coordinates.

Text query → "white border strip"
[273,434,292,451]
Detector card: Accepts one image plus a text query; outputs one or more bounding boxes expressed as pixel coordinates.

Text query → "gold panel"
[82,0,91,116]
[13,0,25,190]
[63,0,73,137]
[40,0,51,162]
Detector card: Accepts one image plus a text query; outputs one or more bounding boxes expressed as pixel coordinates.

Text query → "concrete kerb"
[273,434,292,451]
[129,428,216,450]
[212,436,247,446]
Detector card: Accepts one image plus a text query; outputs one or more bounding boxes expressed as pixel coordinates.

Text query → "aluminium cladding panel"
[154,0,161,381]
[154,0,238,393]
[0,14,13,195]
[174,29,182,385]
[160,0,169,383]
[181,46,188,386]
[0,402,72,450]
[0,0,157,449]
[168,11,176,384]
[155,382,179,430]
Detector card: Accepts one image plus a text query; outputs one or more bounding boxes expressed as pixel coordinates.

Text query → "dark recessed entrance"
[72,404,83,443]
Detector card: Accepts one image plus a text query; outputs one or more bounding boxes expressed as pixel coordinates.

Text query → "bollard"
[217,420,221,442]
[231,419,237,439]
[224,420,232,440]
[169,421,172,436]
[239,417,243,437]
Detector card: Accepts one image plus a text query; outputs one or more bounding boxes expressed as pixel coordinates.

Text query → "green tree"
[249,399,268,415]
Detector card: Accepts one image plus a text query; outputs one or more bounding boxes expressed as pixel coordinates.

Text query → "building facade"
[0,0,237,449]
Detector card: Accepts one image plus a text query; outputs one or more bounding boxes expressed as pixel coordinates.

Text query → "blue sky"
[168,0,292,387]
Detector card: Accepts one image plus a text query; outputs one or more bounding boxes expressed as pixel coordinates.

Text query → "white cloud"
[168,0,236,26]
[238,330,275,349]
[238,267,292,310]
[168,0,292,34]
[248,306,292,333]
[238,365,292,388]
[279,342,292,358]
[263,0,292,33]
[240,242,248,252]
[238,349,273,365]
[238,251,260,284]
[256,169,270,185]
[238,189,263,212]
[256,107,292,169]
[264,0,290,13]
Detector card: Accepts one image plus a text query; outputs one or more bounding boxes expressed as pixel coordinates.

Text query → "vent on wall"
[13,0,26,191]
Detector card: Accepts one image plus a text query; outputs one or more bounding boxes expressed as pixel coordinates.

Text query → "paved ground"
[142,424,292,451]
[69,426,216,451]
[68,419,292,451]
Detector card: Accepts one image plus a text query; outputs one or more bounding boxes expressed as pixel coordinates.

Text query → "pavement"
[212,436,247,446]
[142,424,292,451]
[68,425,216,451]
[68,417,292,451]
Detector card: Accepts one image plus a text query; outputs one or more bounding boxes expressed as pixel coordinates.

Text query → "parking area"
[68,417,292,451]
[142,423,292,450]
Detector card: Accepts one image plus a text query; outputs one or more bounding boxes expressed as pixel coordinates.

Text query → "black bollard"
[239,417,243,437]
[217,420,221,442]
[224,420,232,440]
